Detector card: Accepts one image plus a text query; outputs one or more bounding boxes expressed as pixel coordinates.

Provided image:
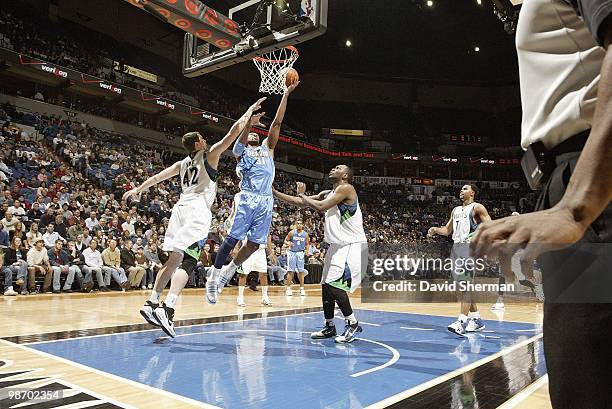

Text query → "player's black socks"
[213,236,239,269]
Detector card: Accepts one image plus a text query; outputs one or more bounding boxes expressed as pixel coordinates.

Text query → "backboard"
[182,0,327,77]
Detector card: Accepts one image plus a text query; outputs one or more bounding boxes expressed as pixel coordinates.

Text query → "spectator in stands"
[81,228,92,246]
[133,246,148,289]
[25,223,42,248]
[26,238,52,294]
[66,240,93,293]
[10,221,28,249]
[267,247,287,286]
[7,200,25,216]
[101,238,130,291]
[48,240,76,293]
[85,210,99,230]
[0,224,10,249]
[143,241,162,289]
[1,211,19,232]
[119,240,144,289]
[54,214,68,239]
[2,237,27,295]
[27,202,43,221]
[42,223,64,249]
[82,239,107,291]
[39,207,55,227]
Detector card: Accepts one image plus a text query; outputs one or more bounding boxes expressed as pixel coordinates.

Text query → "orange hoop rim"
[253,45,299,64]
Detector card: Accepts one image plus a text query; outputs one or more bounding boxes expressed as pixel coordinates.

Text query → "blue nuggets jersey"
[236,143,275,196]
[290,229,307,252]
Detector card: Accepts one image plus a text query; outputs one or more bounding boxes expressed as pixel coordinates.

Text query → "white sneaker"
[300,288,306,297]
[237,296,246,307]
[447,319,466,336]
[491,297,505,310]
[3,288,17,296]
[153,303,176,338]
[141,285,147,290]
[465,318,486,332]
[285,288,293,296]
[261,297,272,306]
[139,301,161,327]
[147,284,153,289]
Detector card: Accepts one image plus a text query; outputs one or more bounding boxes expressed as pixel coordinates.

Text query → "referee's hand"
[470,206,588,262]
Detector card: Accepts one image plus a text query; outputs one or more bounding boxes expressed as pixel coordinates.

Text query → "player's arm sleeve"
[232,140,246,157]
[570,0,612,45]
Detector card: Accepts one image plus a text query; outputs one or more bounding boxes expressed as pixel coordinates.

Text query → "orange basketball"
[285,68,299,87]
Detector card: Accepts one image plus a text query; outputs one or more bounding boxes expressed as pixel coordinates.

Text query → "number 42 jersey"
[179,150,218,208]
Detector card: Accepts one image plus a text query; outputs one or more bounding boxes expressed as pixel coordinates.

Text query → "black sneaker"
[153,303,176,338]
[140,301,161,327]
[310,322,337,339]
[82,282,94,293]
[335,322,363,344]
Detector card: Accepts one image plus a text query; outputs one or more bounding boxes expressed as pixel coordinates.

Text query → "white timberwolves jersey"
[324,189,367,245]
[451,202,479,244]
[179,150,217,207]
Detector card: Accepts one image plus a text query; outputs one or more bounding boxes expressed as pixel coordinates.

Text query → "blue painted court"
[27,309,544,408]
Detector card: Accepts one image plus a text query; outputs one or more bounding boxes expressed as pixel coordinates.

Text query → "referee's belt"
[521,129,589,191]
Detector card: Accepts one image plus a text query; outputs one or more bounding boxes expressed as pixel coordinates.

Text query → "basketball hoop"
[253,46,299,94]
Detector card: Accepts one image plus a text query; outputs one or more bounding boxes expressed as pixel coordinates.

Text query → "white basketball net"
[253,46,299,94]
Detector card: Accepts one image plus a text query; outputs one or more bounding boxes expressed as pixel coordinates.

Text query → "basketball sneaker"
[3,287,17,296]
[205,267,220,304]
[491,296,505,310]
[237,296,246,307]
[310,322,337,339]
[153,303,176,338]
[285,288,293,296]
[335,322,363,344]
[261,296,272,306]
[465,318,486,332]
[217,265,235,294]
[447,319,467,336]
[300,288,306,297]
[140,301,161,327]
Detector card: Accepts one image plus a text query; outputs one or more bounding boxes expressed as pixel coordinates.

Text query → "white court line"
[497,375,549,409]
[514,329,540,332]
[399,327,435,331]
[164,329,399,378]
[350,338,400,378]
[23,310,322,345]
[0,339,220,409]
[364,333,543,409]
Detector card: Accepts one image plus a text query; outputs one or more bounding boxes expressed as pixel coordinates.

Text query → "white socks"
[346,314,357,325]
[149,291,161,304]
[469,311,480,319]
[458,314,469,323]
[165,293,178,308]
[262,286,268,298]
[238,286,245,298]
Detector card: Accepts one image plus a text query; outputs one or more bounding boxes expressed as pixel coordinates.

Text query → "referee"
[472,1,612,408]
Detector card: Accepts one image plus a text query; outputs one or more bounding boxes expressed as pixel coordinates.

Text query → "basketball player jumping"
[206,81,299,304]
[284,219,310,296]
[428,184,490,336]
[122,97,266,337]
[274,165,367,343]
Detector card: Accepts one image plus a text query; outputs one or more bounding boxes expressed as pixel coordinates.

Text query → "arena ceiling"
[37,0,518,86]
